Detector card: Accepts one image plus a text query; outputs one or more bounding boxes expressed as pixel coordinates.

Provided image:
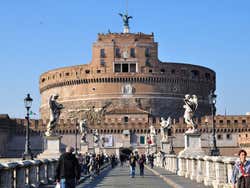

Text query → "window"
[205,73,211,81]
[149,69,152,73]
[130,64,136,72]
[85,70,90,74]
[145,48,150,57]
[114,64,121,72]
[130,48,135,58]
[160,69,165,73]
[234,120,238,124]
[219,120,223,124]
[226,134,232,140]
[124,116,129,123]
[122,64,129,72]
[145,59,151,66]
[217,134,222,140]
[171,69,176,74]
[97,70,101,73]
[227,120,231,125]
[65,72,70,76]
[191,70,200,79]
[100,60,105,66]
[100,49,105,58]
[115,48,120,58]
[140,136,145,144]
[114,62,137,73]
[42,78,45,82]
[242,120,246,125]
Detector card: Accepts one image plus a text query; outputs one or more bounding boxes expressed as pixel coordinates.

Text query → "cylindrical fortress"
[39,32,215,121]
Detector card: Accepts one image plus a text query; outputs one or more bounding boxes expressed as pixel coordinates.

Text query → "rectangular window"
[145,48,150,57]
[145,59,151,66]
[140,136,145,144]
[130,64,136,72]
[114,64,121,72]
[100,60,105,66]
[115,48,120,58]
[124,116,128,123]
[122,64,129,72]
[100,49,105,58]
[130,48,135,58]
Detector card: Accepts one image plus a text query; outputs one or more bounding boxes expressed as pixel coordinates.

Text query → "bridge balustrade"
[155,154,236,188]
[0,158,58,188]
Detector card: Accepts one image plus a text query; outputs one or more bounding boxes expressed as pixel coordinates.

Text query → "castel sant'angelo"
[1,13,249,157]
[39,15,215,122]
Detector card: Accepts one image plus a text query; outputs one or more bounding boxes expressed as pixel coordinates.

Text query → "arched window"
[191,70,200,79]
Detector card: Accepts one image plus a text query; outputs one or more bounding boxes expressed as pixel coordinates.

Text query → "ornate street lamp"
[23,94,33,160]
[209,90,220,156]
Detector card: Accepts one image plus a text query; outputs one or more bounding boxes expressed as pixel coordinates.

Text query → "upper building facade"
[39,31,215,121]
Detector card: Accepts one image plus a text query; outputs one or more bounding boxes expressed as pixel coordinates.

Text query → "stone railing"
[154,154,237,188]
[0,158,58,188]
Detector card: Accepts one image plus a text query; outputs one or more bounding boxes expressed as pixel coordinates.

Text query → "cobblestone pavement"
[78,164,173,188]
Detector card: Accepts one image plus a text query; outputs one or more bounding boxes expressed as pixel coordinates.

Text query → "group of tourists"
[55,146,117,188]
[54,146,250,188]
[128,153,147,178]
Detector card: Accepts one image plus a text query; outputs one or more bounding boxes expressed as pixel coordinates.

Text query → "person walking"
[88,154,96,180]
[231,149,250,188]
[129,153,136,178]
[149,154,154,169]
[138,154,146,176]
[55,146,81,188]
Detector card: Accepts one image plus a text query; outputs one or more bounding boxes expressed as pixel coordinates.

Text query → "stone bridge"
[0,154,236,188]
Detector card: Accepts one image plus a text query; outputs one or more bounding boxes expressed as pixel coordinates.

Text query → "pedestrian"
[149,154,154,169]
[231,149,250,188]
[129,153,136,178]
[55,146,81,188]
[138,154,146,176]
[111,154,116,168]
[88,154,96,180]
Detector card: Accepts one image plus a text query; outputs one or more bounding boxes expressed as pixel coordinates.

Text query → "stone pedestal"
[80,143,89,154]
[161,140,170,153]
[94,147,100,154]
[179,133,204,157]
[177,133,204,177]
[151,144,157,154]
[161,136,175,154]
[38,136,62,159]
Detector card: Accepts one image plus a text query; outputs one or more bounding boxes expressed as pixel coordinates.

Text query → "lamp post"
[23,94,33,160]
[75,120,79,155]
[209,90,220,156]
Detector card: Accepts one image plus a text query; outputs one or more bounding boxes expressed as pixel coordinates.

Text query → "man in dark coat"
[56,146,81,188]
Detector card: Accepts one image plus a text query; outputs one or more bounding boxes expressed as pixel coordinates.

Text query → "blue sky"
[0,0,249,118]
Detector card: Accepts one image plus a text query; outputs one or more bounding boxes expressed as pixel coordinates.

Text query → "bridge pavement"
[41,163,212,188]
[77,164,173,188]
[145,165,212,188]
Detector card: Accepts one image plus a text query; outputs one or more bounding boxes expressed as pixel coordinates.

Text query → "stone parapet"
[154,153,238,188]
[0,158,58,188]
